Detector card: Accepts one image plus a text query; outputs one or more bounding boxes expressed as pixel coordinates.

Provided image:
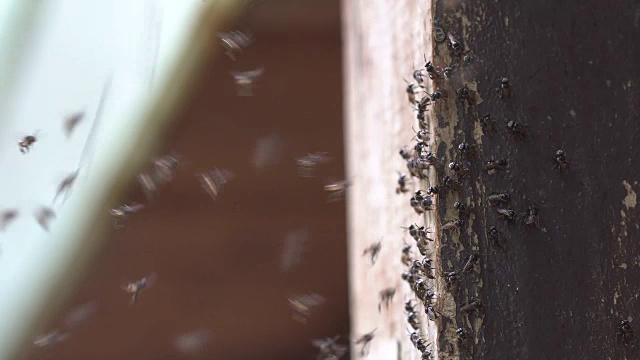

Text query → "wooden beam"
[343,1,443,359]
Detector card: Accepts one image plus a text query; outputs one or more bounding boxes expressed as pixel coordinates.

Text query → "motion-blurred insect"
[405,81,423,105]
[412,69,425,84]
[297,152,330,177]
[554,150,569,172]
[33,329,69,348]
[325,180,350,202]
[198,167,235,200]
[280,228,310,272]
[354,329,377,357]
[63,302,98,330]
[488,193,510,206]
[497,77,512,98]
[456,328,468,340]
[252,133,286,171]
[363,240,382,266]
[312,335,347,360]
[34,206,55,231]
[0,209,19,231]
[19,131,40,154]
[288,293,325,324]
[152,153,182,184]
[401,244,413,266]
[378,288,396,312]
[110,203,144,229]
[460,298,482,314]
[173,329,212,355]
[123,273,157,305]
[53,170,80,204]
[617,319,633,344]
[483,158,507,173]
[218,30,253,60]
[231,67,264,96]
[63,111,85,138]
[396,172,411,194]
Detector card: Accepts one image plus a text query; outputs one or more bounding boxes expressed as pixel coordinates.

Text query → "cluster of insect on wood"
[398,22,638,358]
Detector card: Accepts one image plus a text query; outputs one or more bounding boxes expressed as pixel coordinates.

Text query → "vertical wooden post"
[343,1,442,359]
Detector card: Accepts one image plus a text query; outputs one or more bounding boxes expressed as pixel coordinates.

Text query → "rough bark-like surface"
[432,0,640,359]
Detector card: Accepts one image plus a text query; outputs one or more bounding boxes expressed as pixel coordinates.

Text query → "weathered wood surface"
[346,0,640,358]
[343,1,440,359]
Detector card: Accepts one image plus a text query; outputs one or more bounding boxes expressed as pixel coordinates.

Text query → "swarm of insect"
[198,167,235,200]
[34,206,56,232]
[312,335,347,360]
[217,30,253,60]
[288,293,325,324]
[0,209,19,231]
[362,241,382,266]
[354,329,376,357]
[324,180,350,202]
[123,273,157,305]
[231,67,264,96]
[297,152,330,177]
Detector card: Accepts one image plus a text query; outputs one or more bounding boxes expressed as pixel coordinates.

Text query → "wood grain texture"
[342,1,442,359]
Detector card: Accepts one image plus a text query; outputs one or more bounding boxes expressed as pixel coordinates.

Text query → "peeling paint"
[622,180,637,209]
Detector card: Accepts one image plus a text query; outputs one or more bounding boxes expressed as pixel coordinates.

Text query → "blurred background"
[22,0,349,359]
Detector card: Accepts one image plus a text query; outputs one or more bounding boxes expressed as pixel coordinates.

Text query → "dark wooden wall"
[433,0,640,359]
[28,1,348,359]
